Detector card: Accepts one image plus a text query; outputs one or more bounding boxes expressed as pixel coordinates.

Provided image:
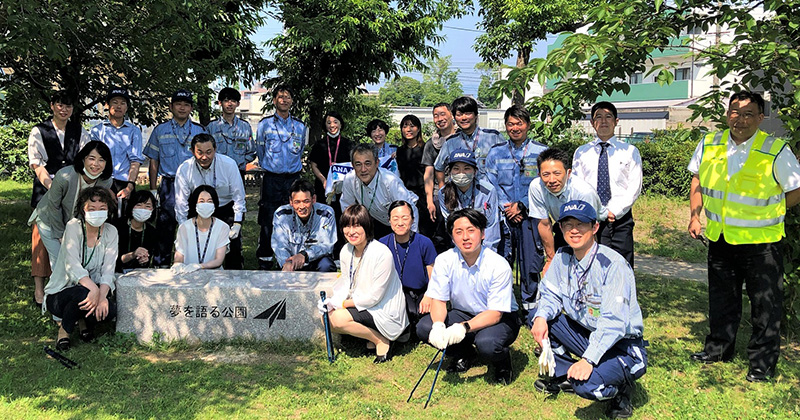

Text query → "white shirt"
[27,124,91,168]
[174,154,246,224]
[174,217,230,266]
[528,175,608,222]
[340,167,419,230]
[425,247,517,314]
[687,131,800,192]
[572,136,643,217]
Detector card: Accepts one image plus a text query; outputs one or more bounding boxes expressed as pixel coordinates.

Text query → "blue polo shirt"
[256,114,306,173]
[206,116,256,171]
[378,232,437,290]
[144,119,206,177]
[90,119,145,181]
[485,138,548,210]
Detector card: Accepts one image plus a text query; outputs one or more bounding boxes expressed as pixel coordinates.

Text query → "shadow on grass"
[636,223,707,263]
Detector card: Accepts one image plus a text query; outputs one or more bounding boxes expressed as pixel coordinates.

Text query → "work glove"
[445,323,467,346]
[229,224,242,239]
[428,321,448,350]
[317,298,337,314]
[538,338,557,377]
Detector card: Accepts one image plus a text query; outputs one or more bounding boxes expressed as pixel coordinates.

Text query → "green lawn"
[1,180,797,419]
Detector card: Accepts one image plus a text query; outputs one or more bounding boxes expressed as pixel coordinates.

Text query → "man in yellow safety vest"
[687,91,800,382]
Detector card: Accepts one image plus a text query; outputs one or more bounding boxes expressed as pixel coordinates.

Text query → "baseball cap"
[106,87,130,103]
[448,149,477,167]
[557,200,597,223]
[171,89,194,105]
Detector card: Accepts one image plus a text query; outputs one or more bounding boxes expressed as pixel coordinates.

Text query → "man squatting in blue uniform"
[144,89,206,266]
[531,200,647,419]
[272,179,337,272]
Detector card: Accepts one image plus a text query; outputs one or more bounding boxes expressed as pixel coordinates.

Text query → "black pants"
[403,287,426,328]
[154,177,177,267]
[705,236,783,373]
[371,217,393,240]
[46,285,117,334]
[597,209,635,268]
[214,201,243,270]
[257,171,300,264]
[416,309,520,364]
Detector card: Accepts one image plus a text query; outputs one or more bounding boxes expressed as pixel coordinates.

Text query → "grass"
[633,195,707,263]
[1,180,798,419]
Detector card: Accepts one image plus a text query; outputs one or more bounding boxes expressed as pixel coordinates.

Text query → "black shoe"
[534,377,573,395]
[605,393,633,419]
[746,368,773,383]
[690,351,731,364]
[33,297,43,309]
[257,259,274,270]
[55,337,71,352]
[79,330,96,343]
[373,343,393,364]
[493,358,513,385]
[446,356,472,373]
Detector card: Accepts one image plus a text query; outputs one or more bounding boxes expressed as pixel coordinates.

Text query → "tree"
[420,55,463,107]
[475,0,590,106]
[0,0,269,126]
[264,0,465,141]
[476,62,501,109]
[379,77,424,106]
[496,0,800,329]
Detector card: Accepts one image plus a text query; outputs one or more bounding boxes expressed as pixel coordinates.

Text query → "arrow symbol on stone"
[254,299,287,327]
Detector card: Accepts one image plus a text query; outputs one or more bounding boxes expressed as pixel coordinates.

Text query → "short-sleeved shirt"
[90,119,145,181]
[528,175,608,222]
[485,138,548,209]
[572,136,643,217]
[687,129,800,192]
[433,127,505,176]
[174,217,230,266]
[256,114,307,173]
[378,232,437,290]
[206,116,256,171]
[144,119,206,178]
[421,138,442,167]
[426,246,517,314]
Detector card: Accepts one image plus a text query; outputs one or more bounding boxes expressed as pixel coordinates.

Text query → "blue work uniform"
[433,127,505,177]
[486,138,548,308]
[439,178,500,252]
[534,243,647,401]
[90,119,145,182]
[206,116,256,173]
[255,114,307,267]
[271,203,337,272]
[417,246,520,365]
[143,119,206,266]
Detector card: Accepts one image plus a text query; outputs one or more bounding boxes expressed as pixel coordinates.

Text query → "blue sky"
[250,5,551,96]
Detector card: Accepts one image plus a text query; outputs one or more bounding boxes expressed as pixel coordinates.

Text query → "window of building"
[675,67,691,81]
[629,73,643,84]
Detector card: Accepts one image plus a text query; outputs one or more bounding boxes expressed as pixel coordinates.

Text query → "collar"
[274,113,292,124]
[193,157,214,172]
[360,168,381,189]
[592,136,618,147]
[461,126,480,141]
[544,176,571,198]
[727,130,758,150]
[221,115,239,126]
[510,138,530,151]
[172,118,190,128]
[457,246,485,269]
[103,119,131,128]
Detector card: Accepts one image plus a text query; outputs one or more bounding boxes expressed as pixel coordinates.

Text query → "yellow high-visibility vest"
[698,129,786,244]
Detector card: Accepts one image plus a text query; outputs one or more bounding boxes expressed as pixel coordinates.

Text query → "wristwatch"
[462,322,471,333]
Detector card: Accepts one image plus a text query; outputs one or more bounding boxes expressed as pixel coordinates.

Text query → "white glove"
[229,224,242,239]
[538,338,557,377]
[428,322,448,350]
[317,298,336,314]
[445,323,467,346]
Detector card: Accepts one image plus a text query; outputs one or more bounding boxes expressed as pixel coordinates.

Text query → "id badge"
[235,141,246,151]
[524,164,538,178]
[586,293,602,318]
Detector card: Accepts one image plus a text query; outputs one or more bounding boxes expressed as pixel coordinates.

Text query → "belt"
[264,171,300,178]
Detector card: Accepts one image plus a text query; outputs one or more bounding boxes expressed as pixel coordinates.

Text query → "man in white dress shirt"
[340,143,419,239]
[572,102,642,267]
[175,133,246,269]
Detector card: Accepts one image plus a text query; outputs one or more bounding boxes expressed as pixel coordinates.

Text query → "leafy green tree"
[420,56,463,107]
[476,62,501,109]
[496,0,800,329]
[264,0,465,142]
[475,0,589,106]
[379,77,424,106]
[0,0,268,125]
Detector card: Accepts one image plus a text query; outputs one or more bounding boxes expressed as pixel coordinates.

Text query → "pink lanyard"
[327,135,341,166]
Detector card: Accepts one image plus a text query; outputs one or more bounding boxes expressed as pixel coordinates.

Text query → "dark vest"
[30,120,82,207]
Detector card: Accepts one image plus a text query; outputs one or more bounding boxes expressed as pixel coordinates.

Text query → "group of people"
[25,84,796,418]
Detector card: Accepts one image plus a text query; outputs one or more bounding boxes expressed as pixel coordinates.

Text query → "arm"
[271,214,292,267]
[424,166,436,221]
[230,164,246,223]
[483,187,501,251]
[350,246,395,310]
[339,175,355,210]
[310,161,327,187]
[148,158,159,190]
[463,310,503,332]
[201,222,230,269]
[173,166,191,225]
[583,263,634,365]
[688,174,703,238]
[787,187,800,208]
[436,170,445,188]
[244,124,257,164]
[306,209,336,262]
[202,246,227,269]
[531,253,565,344]
[28,127,53,189]
[538,218,556,262]
[429,298,448,323]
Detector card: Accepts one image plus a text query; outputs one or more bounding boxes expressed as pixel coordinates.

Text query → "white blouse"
[333,240,408,340]
[174,217,230,266]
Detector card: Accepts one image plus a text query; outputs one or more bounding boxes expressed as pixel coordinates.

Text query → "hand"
[426,200,437,222]
[286,253,306,271]
[95,297,110,321]
[428,321,448,350]
[79,287,100,314]
[317,298,336,314]
[282,262,295,272]
[567,358,594,381]
[688,218,702,239]
[445,323,467,346]
[322,179,327,189]
[134,247,149,264]
[607,211,616,223]
[418,295,432,314]
[117,185,133,199]
[531,316,549,347]
[542,259,552,275]
[229,224,242,239]
[503,202,521,220]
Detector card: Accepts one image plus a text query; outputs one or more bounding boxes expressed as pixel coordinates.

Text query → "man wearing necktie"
[572,102,642,268]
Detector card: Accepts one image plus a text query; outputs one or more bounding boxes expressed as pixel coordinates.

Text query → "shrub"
[0,121,34,182]
[637,127,702,198]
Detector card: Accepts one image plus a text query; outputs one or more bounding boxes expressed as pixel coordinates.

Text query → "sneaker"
[493,357,513,385]
[605,393,633,419]
[534,377,573,395]
[446,356,472,373]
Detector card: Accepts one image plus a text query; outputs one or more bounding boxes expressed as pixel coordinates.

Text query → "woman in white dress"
[171,185,230,274]
[322,204,408,363]
[43,187,118,350]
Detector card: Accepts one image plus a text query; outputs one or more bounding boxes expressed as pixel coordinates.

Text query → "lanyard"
[327,135,341,166]
[273,115,298,143]
[194,218,215,263]
[461,129,480,154]
[127,222,146,252]
[360,170,380,213]
[392,233,412,280]
[348,242,369,297]
[292,210,314,245]
[82,222,102,268]
[458,180,477,210]
[194,159,217,188]
[218,117,241,143]
[171,120,193,145]
[508,140,530,174]
[568,243,599,308]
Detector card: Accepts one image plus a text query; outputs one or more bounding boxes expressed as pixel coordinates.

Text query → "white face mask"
[196,202,215,219]
[451,173,474,188]
[84,170,101,180]
[85,210,108,227]
[132,209,152,223]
